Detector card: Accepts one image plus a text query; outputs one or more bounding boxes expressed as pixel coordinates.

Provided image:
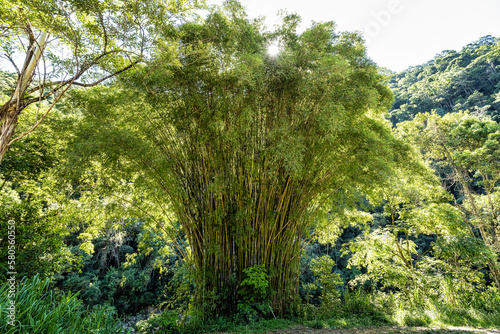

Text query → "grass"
[128,287,500,333]
[198,290,500,334]
[409,307,500,329]
[131,306,500,334]
[390,299,500,330]
[0,274,126,334]
[213,318,296,334]
[302,312,391,330]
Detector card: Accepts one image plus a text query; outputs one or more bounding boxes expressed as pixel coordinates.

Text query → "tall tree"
[347,162,481,303]
[398,111,500,288]
[68,1,411,317]
[0,0,199,164]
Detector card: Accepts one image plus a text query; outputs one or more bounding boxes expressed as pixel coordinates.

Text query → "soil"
[267,326,500,334]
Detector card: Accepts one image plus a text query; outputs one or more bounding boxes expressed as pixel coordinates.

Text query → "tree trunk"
[0,104,20,164]
[0,31,48,165]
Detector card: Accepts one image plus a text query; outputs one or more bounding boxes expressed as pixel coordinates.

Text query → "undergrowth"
[135,286,500,333]
[0,275,126,334]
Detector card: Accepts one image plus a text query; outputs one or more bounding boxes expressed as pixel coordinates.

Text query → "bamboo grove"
[70,3,413,318]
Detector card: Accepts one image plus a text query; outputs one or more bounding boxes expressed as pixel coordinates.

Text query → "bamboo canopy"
[92,3,405,317]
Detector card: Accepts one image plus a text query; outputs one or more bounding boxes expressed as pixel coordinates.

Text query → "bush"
[136,310,182,334]
[237,264,275,322]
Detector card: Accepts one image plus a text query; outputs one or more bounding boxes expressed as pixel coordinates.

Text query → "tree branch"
[26,50,141,94]
[58,60,141,88]
[9,59,141,145]
[8,74,75,146]
[98,12,108,53]
[1,53,21,77]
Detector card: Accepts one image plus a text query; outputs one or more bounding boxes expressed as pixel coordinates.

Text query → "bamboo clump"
[129,14,395,318]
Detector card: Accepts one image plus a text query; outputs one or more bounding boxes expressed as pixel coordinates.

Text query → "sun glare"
[267,42,280,57]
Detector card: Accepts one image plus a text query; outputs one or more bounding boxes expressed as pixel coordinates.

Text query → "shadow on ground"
[269,326,500,334]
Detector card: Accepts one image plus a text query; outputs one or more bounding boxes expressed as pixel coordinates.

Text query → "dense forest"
[389,35,500,123]
[0,1,500,333]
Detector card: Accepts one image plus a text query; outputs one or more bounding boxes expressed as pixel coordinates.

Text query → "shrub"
[136,310,181,334]
[237,264,275,322]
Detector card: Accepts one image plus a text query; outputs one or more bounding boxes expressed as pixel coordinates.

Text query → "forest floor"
[265,326,500,334]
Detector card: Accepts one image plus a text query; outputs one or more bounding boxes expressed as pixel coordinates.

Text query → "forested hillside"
[1,1,500,333]
[389,35,500,123]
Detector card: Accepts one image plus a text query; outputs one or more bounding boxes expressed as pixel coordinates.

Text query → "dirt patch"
[267,326,500,334]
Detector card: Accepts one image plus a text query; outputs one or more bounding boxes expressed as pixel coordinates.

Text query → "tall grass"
[0,275,126,334]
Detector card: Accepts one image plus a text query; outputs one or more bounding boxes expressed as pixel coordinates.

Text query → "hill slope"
[389,35,500,123]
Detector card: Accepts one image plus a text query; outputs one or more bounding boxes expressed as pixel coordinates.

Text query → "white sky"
[208,0,500,72]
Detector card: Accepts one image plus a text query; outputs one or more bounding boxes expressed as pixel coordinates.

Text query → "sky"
[208,0,500,72]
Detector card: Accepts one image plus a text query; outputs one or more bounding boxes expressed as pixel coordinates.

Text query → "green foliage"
[297,287,388,326]
[58,221,177,315]
[0,103,80,280]
[136,310,182,334]
[220,318,295,334]
[398,111,500,288]
[2,5,499,334]
[0,193,79,280]
[345,160,466,300]
[402,312,432,327]
[0,0,202,165]
[309,255,343,302]
[341,130,498,321]
[237,264,274,321]
[389,35,500,123]
[239,265,271,302]
[384,286,500,329]
[342,288,378,316]
[67,0,409,318]
[0,275,125,334]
